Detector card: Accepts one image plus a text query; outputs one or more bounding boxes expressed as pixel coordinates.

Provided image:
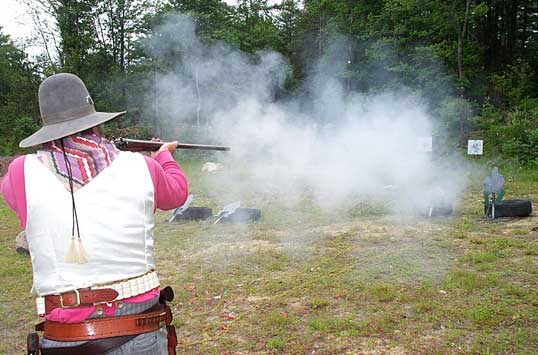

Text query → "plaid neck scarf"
[38,133,120,191]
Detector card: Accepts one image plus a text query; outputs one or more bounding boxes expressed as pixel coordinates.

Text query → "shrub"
[478,102,538,166]
[489,60,535,107]
[0,116,39,155]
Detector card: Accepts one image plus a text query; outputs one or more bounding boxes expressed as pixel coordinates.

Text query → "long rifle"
[113,138,230,152]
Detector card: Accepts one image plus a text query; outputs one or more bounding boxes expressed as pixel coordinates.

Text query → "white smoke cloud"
[147,14,467,215]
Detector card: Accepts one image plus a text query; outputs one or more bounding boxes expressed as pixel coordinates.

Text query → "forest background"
[0,0,537,164]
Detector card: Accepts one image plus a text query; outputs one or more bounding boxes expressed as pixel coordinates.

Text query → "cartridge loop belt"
[36,271,160,315]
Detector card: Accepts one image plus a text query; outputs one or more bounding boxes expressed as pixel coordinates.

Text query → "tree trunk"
[109,0,117,66]
[119,0,127,108]
[120,1,126,73]
[507,0,518,60]
[457,0,472,145]
[319,13,323,57]
[521,3,528,50]
[457,0,472,83]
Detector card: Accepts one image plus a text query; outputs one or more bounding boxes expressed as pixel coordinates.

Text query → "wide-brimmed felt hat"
[19,73,126,148]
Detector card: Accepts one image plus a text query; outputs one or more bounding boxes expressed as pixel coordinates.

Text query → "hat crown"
[39,73,95,125]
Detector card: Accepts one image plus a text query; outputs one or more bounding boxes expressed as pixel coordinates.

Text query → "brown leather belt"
[39,335,136,355]
[44,288,119,314]
[37,304,172,342]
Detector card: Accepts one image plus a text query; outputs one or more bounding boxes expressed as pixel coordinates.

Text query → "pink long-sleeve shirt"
[0,150,188,322]
[2,150,188,228]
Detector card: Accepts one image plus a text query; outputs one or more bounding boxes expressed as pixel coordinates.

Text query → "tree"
[0,29,40,154]
[165,0,235,42]
[273,0,301,86]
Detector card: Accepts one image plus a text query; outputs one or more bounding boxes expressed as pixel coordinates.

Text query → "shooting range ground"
[1,161,538,354]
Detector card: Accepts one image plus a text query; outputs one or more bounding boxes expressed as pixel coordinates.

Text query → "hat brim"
[19,111,126,148]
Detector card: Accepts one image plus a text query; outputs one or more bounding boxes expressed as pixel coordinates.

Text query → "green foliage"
[519,98,538,112]
[489,60,535,107]
[104,123,154,140]
[0,0,537,158]
[479,102,538,166]
[0,116,40,156]
[0,30,39,155]
[434,96,477,141]
[12,117,40,148]
[165,0,237,43]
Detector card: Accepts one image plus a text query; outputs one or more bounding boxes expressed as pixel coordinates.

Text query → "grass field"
[1,160,537,354]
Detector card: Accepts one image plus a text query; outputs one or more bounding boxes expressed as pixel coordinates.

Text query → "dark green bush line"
[478,99,538,167]
[0,1,537,157]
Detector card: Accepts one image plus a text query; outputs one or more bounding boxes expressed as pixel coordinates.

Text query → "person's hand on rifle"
[150,137,178,158]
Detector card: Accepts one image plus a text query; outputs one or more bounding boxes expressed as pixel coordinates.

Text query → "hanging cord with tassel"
[60,139,88,263]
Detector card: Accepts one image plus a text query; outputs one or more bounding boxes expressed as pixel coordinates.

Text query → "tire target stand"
[169,196,261,224]
[169,195,213,223]
[466,139,532,219]
[213,202,261,224]
[483,167,532,219]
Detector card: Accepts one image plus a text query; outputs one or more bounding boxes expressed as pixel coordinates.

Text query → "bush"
[0,116,40,155]
[479,102,538,166]
[519,98,538,112]
[104,122,154,140]
[489,60,535,107]
[13,116,39,143]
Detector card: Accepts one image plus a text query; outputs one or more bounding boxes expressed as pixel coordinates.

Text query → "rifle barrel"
[114,138,230,152]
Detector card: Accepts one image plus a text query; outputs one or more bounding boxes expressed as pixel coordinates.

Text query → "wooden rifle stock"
[113,138,230,152]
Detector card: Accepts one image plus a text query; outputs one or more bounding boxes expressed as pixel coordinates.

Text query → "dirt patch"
[183,239,276,260]
[245,295,271,303]
[0,156,16,177]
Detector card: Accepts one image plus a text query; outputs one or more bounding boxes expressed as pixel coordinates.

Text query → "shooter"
[1,73,188,354]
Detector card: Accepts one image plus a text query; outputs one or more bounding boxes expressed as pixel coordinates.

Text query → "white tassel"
[76,238,89,264]
[65,236,78,263]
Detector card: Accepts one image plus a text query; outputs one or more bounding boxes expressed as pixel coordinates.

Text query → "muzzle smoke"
[147,14,466,215]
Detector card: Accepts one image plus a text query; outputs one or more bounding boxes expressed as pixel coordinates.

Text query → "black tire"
[219,208,262,223]
[484,199,532,218]
[420,205,453,217]
[173,207,213,221]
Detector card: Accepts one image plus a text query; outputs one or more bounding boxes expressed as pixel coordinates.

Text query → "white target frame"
[468,140,484,155]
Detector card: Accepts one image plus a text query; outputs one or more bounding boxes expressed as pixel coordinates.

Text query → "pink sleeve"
[144,151,188,211]
[0,156,27,229]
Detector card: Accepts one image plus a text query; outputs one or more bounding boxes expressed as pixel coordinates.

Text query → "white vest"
[24,151,155,296]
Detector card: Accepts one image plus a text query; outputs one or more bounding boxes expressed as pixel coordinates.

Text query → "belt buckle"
[59,289,81,308]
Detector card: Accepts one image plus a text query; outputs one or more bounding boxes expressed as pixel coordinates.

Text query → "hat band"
[42,104,96,126]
